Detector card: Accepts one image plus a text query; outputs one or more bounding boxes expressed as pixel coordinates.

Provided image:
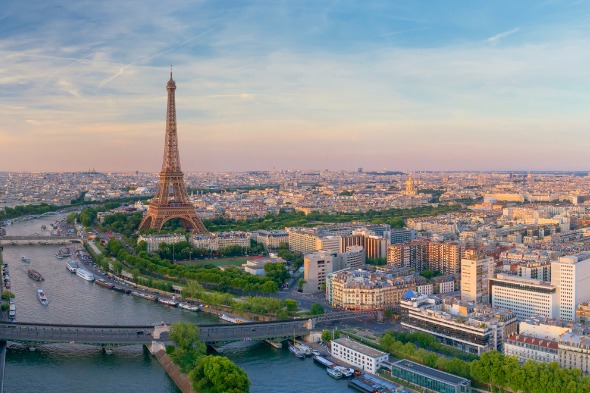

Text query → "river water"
[1,214,347,393]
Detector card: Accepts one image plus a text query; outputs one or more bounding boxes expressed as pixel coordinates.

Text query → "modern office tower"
[461,250,494,304]
[489,274,558,319]
[551,252,590,321]
[138,71,206,233]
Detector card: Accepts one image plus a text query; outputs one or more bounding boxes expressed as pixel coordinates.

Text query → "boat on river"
[76,268,94,281]
[37,289,48,306]
[294,342,312,356]
[21,256,31,263]
[178,302,200,312]
[220,314,248,324]
[95,279,113,289]
[333,365,354,378]
[27,269,44,281]
[313,355,334,368]
[289,345,305,359]
[157,298,179,307]
[66,260,78,273]
[131,291,157,301]
[112,285,132,294]
[326,367,343,379]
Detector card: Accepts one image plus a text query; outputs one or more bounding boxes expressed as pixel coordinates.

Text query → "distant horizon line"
[1,169,589,175]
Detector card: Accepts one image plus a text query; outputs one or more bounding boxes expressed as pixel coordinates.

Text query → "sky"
[1,0,590,172]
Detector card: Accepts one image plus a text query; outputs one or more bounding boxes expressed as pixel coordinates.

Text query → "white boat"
[76,268,95,281]
[295,343,313,356]
[178,302,200,312]
[289,345,305,359]
[220,314,247,324]
[157,298,179,307]
[66,260,78,273]
[333,365,354,378]
[21,256,31,263]
[326,367,343,379]
[37,289,48,306]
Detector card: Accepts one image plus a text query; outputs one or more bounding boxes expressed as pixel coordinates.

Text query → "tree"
[423,353,437,367]
[183,280,205,299]
[1,290,15,301]
[169,322,207,373]
[321,330,332,343]
[135,240,148,254]
[264,263,289,286]
[310,303,324,315]
[285,299,298,312]
[298,278,305,290]
[190,355,250,393]
[333,330,340,340]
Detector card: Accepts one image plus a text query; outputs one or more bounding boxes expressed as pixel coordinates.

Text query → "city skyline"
[2,1,590,172]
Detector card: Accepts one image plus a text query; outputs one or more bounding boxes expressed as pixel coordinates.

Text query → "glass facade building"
[391,360,471,393]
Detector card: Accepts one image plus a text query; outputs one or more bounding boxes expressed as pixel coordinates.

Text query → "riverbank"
[154,348,196,393]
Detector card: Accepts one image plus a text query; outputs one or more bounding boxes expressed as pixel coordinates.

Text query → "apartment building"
[326,269,415,311]
[461,251,494,304]
[551,252,590,321]
[138,234,187,253]
[302,246,365,293]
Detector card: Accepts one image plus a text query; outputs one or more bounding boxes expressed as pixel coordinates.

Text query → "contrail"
[100,28,215,88]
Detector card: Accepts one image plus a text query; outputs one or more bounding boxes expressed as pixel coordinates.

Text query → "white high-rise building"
[461,251,494,304]
[490,274,558,319]
[551,252,590,321]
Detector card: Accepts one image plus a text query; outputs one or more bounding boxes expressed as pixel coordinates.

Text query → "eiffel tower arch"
[138,70,207,233]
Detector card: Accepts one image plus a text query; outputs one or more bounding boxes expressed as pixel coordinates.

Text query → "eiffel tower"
[138,69,207,233]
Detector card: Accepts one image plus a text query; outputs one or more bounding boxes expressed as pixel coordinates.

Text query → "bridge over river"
[0,310,378,346]
[0,235,82,246]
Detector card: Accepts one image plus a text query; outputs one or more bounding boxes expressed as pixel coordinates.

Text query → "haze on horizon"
[2,0,590,173]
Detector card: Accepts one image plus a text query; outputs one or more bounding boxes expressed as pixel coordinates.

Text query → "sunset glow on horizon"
[2,0,590,172]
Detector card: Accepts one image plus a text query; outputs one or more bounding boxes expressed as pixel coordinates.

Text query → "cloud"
[485,28,520,45]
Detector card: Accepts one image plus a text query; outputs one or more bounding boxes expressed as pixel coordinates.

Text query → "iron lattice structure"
[138,71,207,233]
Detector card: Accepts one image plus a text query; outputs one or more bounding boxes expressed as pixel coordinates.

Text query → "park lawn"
[181,256,250,267]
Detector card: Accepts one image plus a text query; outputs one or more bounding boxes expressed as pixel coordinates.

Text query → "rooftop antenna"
[170,64,173,80]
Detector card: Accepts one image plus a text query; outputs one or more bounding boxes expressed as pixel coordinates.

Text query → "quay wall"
[153,349,197,393]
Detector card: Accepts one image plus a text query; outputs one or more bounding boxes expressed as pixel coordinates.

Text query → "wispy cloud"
[486,28,520,45]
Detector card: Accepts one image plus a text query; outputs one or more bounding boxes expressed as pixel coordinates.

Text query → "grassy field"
[180,256,251,267]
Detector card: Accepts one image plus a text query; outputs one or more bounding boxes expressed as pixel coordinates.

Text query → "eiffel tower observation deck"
[138,69,207,233]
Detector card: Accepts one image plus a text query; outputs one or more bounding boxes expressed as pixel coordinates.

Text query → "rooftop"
[393,359,470,385]
[332,337,387,359]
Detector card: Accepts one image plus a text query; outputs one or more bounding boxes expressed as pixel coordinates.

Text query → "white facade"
[490,274,557,320]
[416,283,434,296]
[320,235,342,253]
[504,334,558,364]
[438,280,455,294]
[551,253,590,321]
[331,337,389,374]
[138,234,186,253]
[559,332,590,375]
[461,255,494,304]
[190,231,250,251]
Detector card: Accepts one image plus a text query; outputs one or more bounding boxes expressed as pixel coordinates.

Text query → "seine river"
[1,214,346,393]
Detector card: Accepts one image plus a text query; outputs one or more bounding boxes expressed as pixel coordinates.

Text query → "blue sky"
[1,0,590,172]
